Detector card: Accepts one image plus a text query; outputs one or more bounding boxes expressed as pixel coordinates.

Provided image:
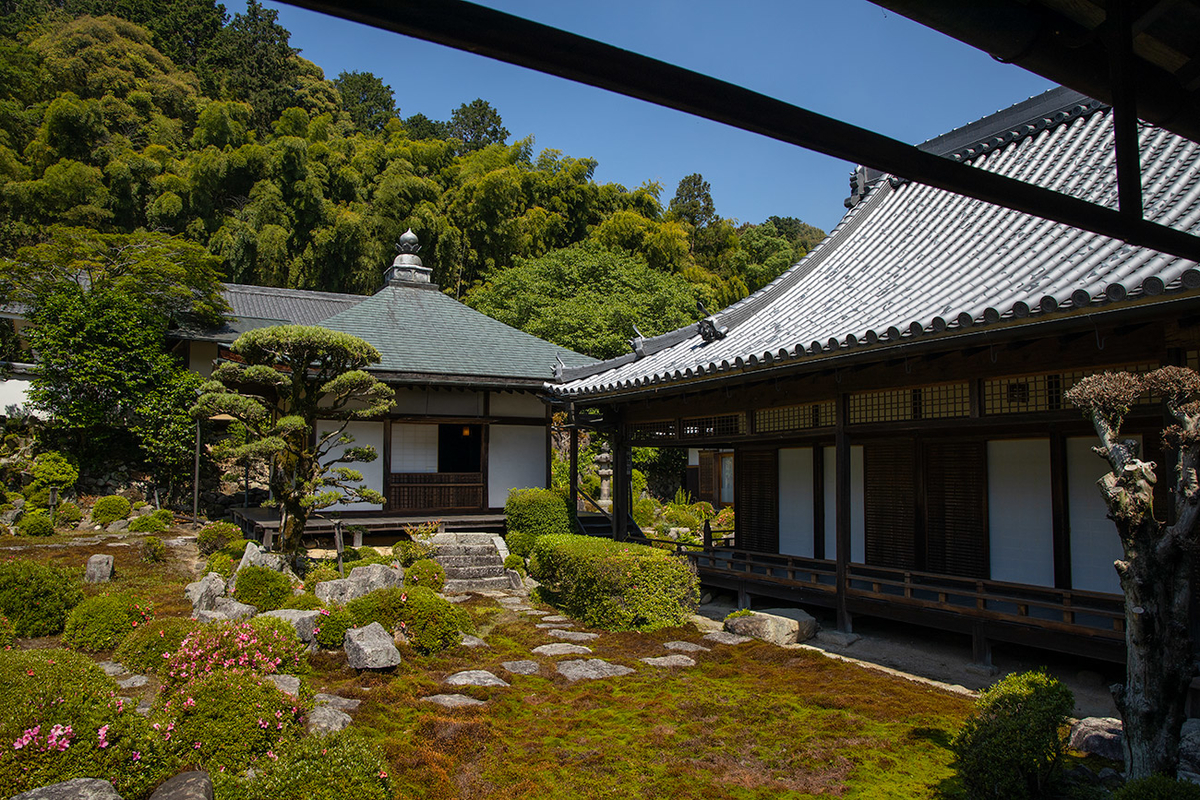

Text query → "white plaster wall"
[1068,435,1132,594]
[391,424,438,473]
[687,448,699,467]
[489,391,545,418]
[187,341,219,377]
[488,424,547,508]
[778,447,814,557]
[317,420,384,511]
[988,438,1054,586]
[0,377,34,416]
[823,445,864,562]
[392,388,483,416]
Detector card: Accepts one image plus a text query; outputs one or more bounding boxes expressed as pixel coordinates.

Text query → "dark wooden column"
[382,418,393,510]
[835,391,853,633]
[568,406,579,518]
[612,425,631,541]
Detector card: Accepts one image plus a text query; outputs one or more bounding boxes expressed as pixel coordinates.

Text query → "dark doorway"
[438,424,482,472]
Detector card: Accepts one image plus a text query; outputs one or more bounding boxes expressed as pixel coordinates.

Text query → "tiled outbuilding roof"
[183,284,370,342]
[554,87,1200,399]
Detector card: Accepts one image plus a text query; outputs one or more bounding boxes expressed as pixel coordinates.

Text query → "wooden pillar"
[544,400,553,489]
[382,418,392,510]
[835,391,852,633]
[612,424,631,541]
[972,624,993,668]
[569,410,579,517]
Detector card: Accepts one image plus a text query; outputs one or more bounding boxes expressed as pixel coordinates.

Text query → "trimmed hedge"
[0,558,83,636]
[505,487,572,557]
[16,510,54,537]
[91,495,131,526]
[346,586,471,654]
[528,534,698,631]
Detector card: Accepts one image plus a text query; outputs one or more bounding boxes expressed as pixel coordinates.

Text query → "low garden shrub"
[161,620,307,689]
[0,558,83,636]
[91,495,131,526]
[234,565,294,612]
[346,587,407,631]
[505,487,572,557]
[210,730,391,800]
[504,553,526,577]
[528,534,699,631]
[114,617,202,676]
[54,501,83,529]
[157,669,304,774]
[405,558,446,592]
[346,586,471,654]
[1113,775,1200,800]
[312,606,354,650]
[63,594,154,652]
[197,521,240,555]
[339,545,360,562]
[16,510,54,537]
[281,591,324,611]
[205,551,236,579]
[0,613,13,647]
[141,536,167,563]
[0,648,170,798]
[303,564,340,591]
[950,669,1074,800]
[391,537,433,566]
[129,510,171,534]
[632,497,656,528]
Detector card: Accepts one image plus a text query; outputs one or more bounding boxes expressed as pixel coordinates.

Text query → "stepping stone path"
[521,609,550,616]
[117,674,149,689]
[502,660,540,675]
[703,631,752,645]
[547,629,598,642]
[557,659,635,682]
[532,643,592,656]
[423,693,486,708]
[641,655,696,668]
[445,670,509,688]
[541,615,569,623]
[536,622,573,629]
[664,641,710,652]
[97,661,126,676]
[460,635,489,648]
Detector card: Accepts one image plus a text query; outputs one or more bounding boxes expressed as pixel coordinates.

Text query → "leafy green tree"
[448,98,509,153]
[130,367,205,498]
[333,70,395,134]
[192,326,395,555]
[205,0,298,130]
[766,214,825,253]
[668,172,716,230]
[401,112,449,141]
[62,0,227,67]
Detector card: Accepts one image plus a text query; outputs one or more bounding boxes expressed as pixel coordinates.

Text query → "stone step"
[443,564,506,580]
[433,544,498,557]
[444,574,518,594]
[437,553,505,568]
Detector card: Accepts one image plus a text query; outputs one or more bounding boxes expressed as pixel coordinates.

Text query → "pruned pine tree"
[192,325,394,554]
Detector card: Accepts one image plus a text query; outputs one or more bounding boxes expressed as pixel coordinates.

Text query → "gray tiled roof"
[222,283,368,326]
[320,283,595,382]
[555,88,1200,398]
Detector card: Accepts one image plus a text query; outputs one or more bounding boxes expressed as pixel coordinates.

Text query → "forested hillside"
[0,0,824,358]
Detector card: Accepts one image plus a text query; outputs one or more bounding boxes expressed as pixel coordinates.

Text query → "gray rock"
[184,573,226,613]
[556,659,635,682]
[213,596,256,621]
[1097,768,1124,788]
[314,693,361,712]
[536,622,573,629]
[85,554,115,583]
[259,609,320,645]
[541,615,570,623]
[445,670,509,687]
[421,693,486,708]
[501,660,540,675]
[97,661,127,676]
[496,596,525,606]
[505,605,533,612]
[521,609,550,616]
[13,778,123,800]
[816,630,861,647]
[1180,718,1200,773]
[117,674,148,689]
[229,542,298,593]
[547,629,598,642]
[1069,717,1124,761]
[264,674,301,697]
[1180,771,1200,786]
[307,705,352,735]
[663,641,710,653]
[147,771,213,800]
[702,631,752,646]
[106,520,129,533]
[725,610,810,646]
[194,610,231,623]
[459,634,488,648]
[344,622,402,670]
[135,699,152,716]
[532,643,593,656]
[641,655,696,667]
[314,563,403,605]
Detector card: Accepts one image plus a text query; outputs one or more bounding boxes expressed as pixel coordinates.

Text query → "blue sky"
[251,1,1056,234]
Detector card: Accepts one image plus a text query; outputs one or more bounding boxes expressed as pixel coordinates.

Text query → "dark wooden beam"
[835,392,852,633]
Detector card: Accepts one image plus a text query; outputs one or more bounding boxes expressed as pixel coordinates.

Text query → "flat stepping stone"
[557,659,635,682]
[460,634,489,648]
[117,674,149,689]
[307,705,352,735]
[97,661,127,676]
[265,674,301,697]
[496,597,526,606]
[547,629,598,642]
[501,660,540,675]
[521,609,550,616]
[135,699,152,716]
[445,670,510,687]
[506,605,534,612]
[422,693,486,708]
[641,655,696,668]
[541,615,570,623]
[664,641,710,653]
[532,643,592,656]
[536,622,574,629]
[703,631,752,645]
[314,693,361,711]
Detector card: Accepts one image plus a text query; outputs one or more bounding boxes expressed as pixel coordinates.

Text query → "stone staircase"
[430,532,522,594]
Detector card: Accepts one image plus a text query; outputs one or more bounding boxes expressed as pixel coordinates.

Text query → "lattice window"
[627,420,677,441]
[680,414,745,439]
[921,383,971,419]
[755,400,836,433]
[985,363,1160,415]
[849,389,913,424]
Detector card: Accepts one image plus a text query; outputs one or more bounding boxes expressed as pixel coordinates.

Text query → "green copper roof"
[319,284,595,381]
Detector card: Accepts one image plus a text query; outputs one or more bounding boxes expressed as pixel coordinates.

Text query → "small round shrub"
[129,514,167,533]
[63,594,154,652]
[281,591,324,611]
[0,614,14,647]
[632,497,657,528]
[339,545,360,562]
[346,587,407,631]
[312,606,354,650]
[30,451,79,491]
[391,537,433,566]
[197,520,240,555]
[205,551,235,579]
[303,564,340,592]
[405,558,445,592]
[505,487,571,557]
[632,468,648,497]
[53,501,83,529]
[91,495,131,526]
[234,565,295,612]
[158,669,304,773]
[114,617,201,676]
[398,586,472,654]
[141,535,168,563]
[16,510,54,537]
[162,620,307,689]
[503,553,526,577]
[0,558,83,636]
[951,669,1074,800]
[211,730,392,800]
[1113,775,1200,800]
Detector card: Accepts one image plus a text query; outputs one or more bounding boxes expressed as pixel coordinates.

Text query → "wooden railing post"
[569,411,579,516]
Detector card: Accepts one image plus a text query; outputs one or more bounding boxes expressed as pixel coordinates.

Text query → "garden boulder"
[344,622,402,669]
[1068,717,1124,761]
[85,554,114,583]
[184,573,226,613]
[315,563,402,605]
[259,608,320,648]
[147,771,213,800]
[724,609,810,646]
[13,778,123,800]
[228,542,298,592]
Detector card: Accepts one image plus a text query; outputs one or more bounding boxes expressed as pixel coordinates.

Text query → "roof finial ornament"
[395,229,421,255]
[629,323,646,359]
[554,354,565,380]
[386,229,436,288]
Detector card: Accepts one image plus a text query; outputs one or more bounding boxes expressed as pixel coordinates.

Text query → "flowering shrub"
[281,591,325,611]
[63,594,154,652]
[53,501,83,529]
[140,535,167,563]
[91,495,131,526]
[205,551,236,579]
[303,564,340,592]
[161,621,306,690]
[113,617,201,676]
[348,587,472,654]
[404,558,446,592]
[0,614,14,647]
[0,648,170,797]
[129,512,169,534]
[312,606,354,650]
[211,730,392,800]
[0,557,83,636]
[390,537,433,567]
[197,521,241,555]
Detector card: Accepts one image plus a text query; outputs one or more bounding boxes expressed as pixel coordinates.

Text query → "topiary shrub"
[205,551,236,579]
[951,669,1075,800]
[391,537,433,567]
[528,534,699,631]
[503,553,526,577]
[346,587,408,631]
[0,648,170,798]
[162,620,307,690]
[1113,775,1200,800]
[304,564,340,591]
[26,452,79,510]
[91,495,131,526]
[210,730,392,800]
[197,520,240,555]
[0,558,83,636]
[312,606,354,650]
[114,617,201,676]
[53,501,82,529]
[234,565,294,612]
[281,592,324,611]
[505,487,571,557]
[63,594,154,652]
[157,669,304,773]
[0,613,13,647]
[16,510,54,537]
[405,558,445,592]
[129,514,167,533]
[397,586,472,654]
